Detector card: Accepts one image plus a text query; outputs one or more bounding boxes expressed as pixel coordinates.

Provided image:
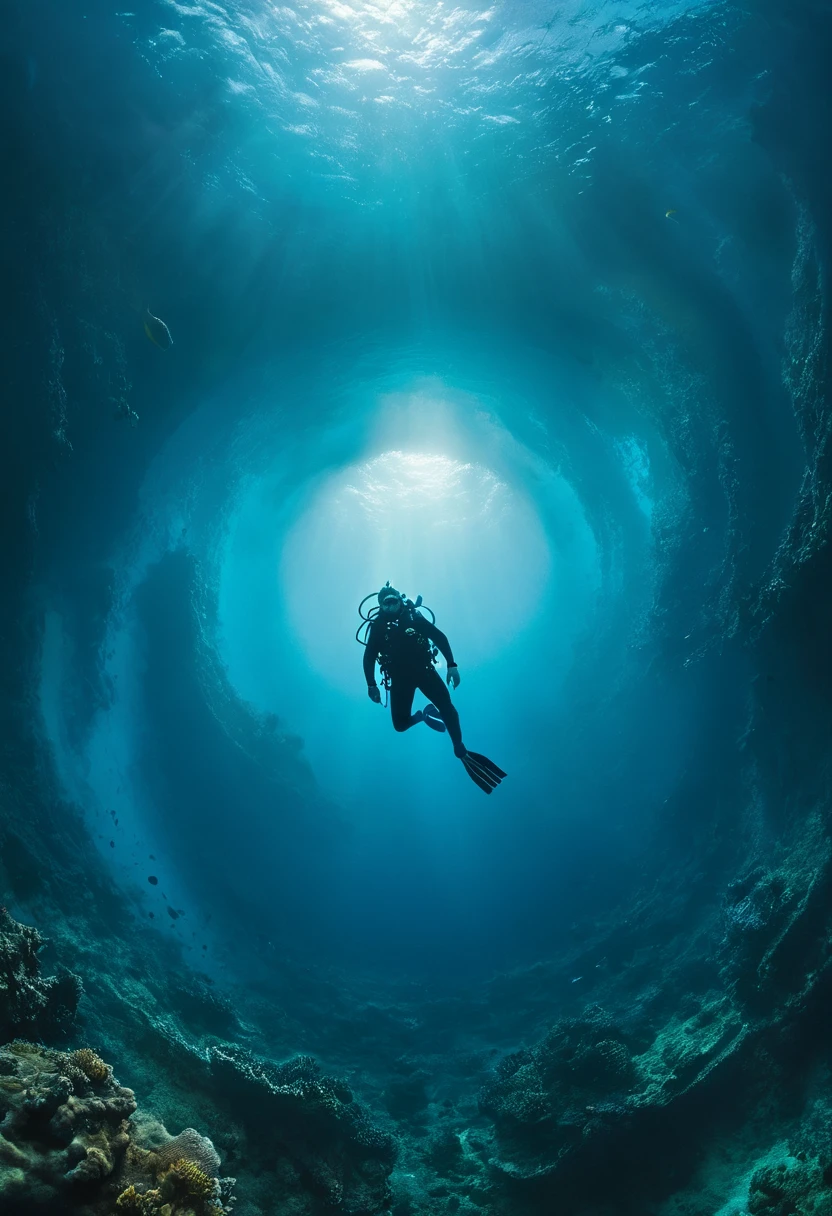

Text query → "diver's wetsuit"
[363,609,463,752]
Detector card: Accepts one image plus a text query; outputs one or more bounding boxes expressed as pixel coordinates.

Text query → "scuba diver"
[359,583,506,794]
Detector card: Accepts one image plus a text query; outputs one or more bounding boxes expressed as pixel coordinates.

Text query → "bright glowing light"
[279,449,552,693]
[346,450,503,521]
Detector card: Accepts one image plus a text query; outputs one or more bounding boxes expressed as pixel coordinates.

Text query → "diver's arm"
[419,617,456,667]
[363,631,379,686]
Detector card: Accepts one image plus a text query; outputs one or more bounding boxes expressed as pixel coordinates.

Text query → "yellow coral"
[115,1185,162,1214]
[69,1048,109,1083]
[162,1157,214,1202]
[115,1186,147,1213]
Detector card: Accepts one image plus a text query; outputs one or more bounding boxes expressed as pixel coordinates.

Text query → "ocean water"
[2,1,832,1214]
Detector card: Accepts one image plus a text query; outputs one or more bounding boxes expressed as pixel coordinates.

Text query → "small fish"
[665,209,679,223]
[143,307,173,350]
[571,976,583,984]
[148,875,158,886]
[167,906,180,920]
[109,840,115,848]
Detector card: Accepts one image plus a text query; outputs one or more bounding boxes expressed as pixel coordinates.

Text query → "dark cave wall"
[132,549,347,948]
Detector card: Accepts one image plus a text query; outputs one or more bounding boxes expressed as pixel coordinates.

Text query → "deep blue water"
[4,1,832,1210]
[9,0,809,972]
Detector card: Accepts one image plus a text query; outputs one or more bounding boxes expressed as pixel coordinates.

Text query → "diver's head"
[378,584,403,615]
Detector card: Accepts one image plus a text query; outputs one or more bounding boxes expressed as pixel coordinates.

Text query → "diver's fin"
[465,751,507,780]
[462,754,498,793]
[460,750,505,794]
[423,703,447,733]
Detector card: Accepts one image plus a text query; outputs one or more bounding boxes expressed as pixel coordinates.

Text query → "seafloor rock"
[210,1043,397,1214]
[169,974,237,1037]
[0,907,82,1040]
[478,992,754,1197]
[0,1040,235,1214]
[479,1007,636,1160]
[747,1154,832,1216]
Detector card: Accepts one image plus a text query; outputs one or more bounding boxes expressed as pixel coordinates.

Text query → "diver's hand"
[368,685,382,704]
[447,665,461,689]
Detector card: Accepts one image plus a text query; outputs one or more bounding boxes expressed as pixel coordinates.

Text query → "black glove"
[368,685,382,704]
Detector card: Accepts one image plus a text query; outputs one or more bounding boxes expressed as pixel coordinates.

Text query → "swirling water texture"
[123,0,728,201]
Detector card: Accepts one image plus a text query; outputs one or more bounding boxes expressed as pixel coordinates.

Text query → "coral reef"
[114,1117,235,1216]
[0,1039,136,1204]
[153,1128,221,1177]
[162,1158,216,1202]
[477,977,757,1201]
[0,1041,234,1215]
[114,1156,221,1215]
[210,1044,396,1213]
[115,1185,150,1212]
[0,907,82,1041]
[479,1006,636,1165]
[70,1048,110,1085]
[747,1156,832,1216]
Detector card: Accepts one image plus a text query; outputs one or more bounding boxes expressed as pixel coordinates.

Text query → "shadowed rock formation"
[0,908,82,1042]
[210,1044,397,1215]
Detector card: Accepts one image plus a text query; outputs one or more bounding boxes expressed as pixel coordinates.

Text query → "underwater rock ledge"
[470,811,832,1213]
[0,908,398,1215]
[0,908,235,1214]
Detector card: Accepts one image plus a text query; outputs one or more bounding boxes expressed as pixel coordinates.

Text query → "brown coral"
[115,1184,167,1214]
[0,1041,234,1214]
[0,1040,136,1205]
[70,1046,110,1083]
[116,1183,149,1212]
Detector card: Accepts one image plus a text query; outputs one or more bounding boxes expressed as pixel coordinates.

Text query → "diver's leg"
[418,669,464,754]
[390,678,421,732]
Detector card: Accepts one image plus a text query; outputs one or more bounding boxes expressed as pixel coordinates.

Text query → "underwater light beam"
[279,449,552,695]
